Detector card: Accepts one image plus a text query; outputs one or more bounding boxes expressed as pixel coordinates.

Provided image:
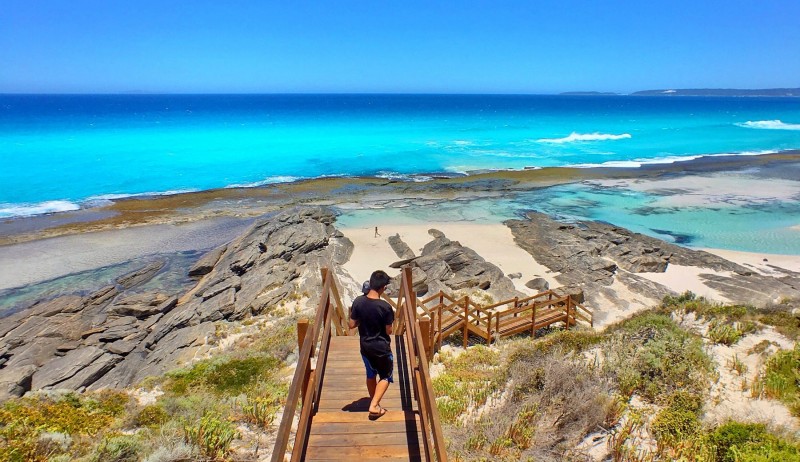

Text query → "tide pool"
[335,172,800,255]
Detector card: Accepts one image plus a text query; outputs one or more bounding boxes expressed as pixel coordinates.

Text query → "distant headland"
[560,88,800,97]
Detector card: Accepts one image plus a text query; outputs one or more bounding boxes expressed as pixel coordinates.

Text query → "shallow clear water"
[2,94,799,254]
[0,251,199,316]
[335,177,800,255]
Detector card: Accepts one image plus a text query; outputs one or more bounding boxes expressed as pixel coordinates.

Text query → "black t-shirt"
[350,295,395,357]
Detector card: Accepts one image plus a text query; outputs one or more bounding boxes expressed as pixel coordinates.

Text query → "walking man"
[349,270,394,419]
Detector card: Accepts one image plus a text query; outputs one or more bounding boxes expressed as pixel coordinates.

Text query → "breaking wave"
[737,120,800,130]
[0,200,80,218]
[537,132,632,143]
[570,150,775,168]
[225,176,301,188]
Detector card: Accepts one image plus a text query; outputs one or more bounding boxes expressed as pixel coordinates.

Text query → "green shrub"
[754,345,800,415]
[432,346,504,425]
[757,311,800,341]
[165,354,280,396]
[603,312,713,401]
[183,412,238,460]
[663,390,704,414]
[708,421,800,462]
[650,391,704,450]
[518,329,602,355]
[133,404,170,428]
[0,394,116,437]
[241,391,282,429]
[0,392,131,462]
[650,407,700,448]
[90,434,142,462]
[708,320,744,345]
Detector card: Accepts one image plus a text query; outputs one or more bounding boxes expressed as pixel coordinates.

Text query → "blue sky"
[1,0,798,94]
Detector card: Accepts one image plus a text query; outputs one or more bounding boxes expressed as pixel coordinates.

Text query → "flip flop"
[368,405,387,420]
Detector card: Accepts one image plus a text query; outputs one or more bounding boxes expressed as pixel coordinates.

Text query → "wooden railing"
[271,265,590,461]
[271,268,446,462]
[271,268,348,462]
[417,289,593,349]
[395,266,448,462]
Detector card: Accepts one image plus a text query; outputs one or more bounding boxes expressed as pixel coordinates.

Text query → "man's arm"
[349,318,358,329]
[385,323,393,335]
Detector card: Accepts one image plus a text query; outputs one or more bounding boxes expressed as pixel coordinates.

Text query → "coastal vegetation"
[434,292,800,461]
[0,315,297,462]
[1,287,799,461]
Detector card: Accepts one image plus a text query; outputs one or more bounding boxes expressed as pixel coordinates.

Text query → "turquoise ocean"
[2,94,800,253]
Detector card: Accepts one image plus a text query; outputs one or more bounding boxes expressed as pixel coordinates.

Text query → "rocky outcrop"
[0,206,351,400]
[0,365,36,401]
[506,212,800,308]
[388,229,523,301]
[388,234,416,259]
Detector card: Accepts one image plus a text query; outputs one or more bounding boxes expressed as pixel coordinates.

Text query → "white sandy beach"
[340,222,559,296]
[340,221,800,328]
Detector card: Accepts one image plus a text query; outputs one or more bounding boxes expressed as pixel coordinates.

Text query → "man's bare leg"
[366,377,377,398]
[369,379,390,414]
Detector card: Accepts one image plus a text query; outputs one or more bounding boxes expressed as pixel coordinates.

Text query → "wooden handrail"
[399,267,447,462]
[271,268,350,462]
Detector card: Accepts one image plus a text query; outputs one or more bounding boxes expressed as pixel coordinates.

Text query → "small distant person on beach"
[374,226,380,238]
[349,270,394,419]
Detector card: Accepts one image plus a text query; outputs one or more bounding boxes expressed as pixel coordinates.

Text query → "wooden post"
[494,312,500,343]
[297,318,312,406]
[438,304,443,351]
[530,302,536,336]
[513,296,519,317]
[297,318,309,352]
[463,297,469,349]
[420,318,432,361]
[566,297,571,330]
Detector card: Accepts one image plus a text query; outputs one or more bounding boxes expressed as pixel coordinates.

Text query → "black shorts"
[361,352,394,383]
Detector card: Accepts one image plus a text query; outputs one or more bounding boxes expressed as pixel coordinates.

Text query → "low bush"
[650,393,702,449]
[603,311,713,401]
[517,329,602,355]
[133,404,170,428]
[183,412,238,460]
[708,421,800,462]
[0,391,131,462]
[164,354,280,396]
[90,433,142,462]
[433,346,504,425]
[445,342,613,461]
[753,345,800,415]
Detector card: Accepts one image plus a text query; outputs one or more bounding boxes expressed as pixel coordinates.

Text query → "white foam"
[537,132,632,143]
[0,200,80,218]
[571,150,776,168]
[737,120,800,130]
[375,172,434,182]
[225,176,301,188]
[86,189,199,201]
